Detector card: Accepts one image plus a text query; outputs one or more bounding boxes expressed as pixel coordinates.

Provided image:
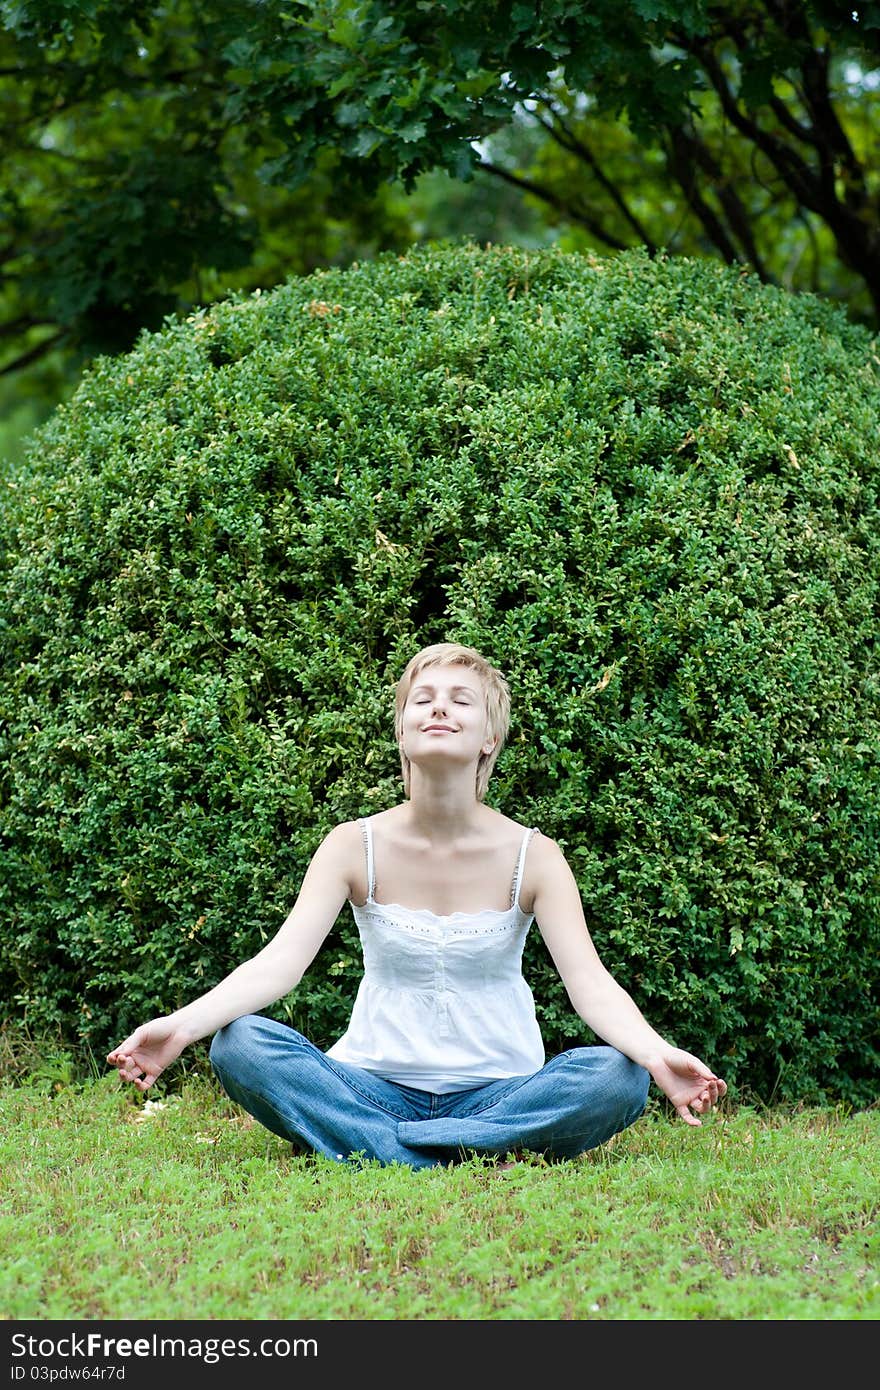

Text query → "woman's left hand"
[648,1049,727,1126]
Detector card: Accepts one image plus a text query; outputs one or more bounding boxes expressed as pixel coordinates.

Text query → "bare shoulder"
[519,830,572,912]
[523,829,568,870]
[479,805,534,844]
[309,819,364,891]
[318,818,364,852]
[368,805,405,831]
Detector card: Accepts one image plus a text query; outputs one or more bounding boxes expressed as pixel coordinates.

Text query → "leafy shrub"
[2,242,878,1105]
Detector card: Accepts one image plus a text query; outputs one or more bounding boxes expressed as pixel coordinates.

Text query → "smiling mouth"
[423,725,455,733]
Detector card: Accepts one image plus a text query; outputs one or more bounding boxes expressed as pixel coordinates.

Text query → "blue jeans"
[209,1015,650,1169]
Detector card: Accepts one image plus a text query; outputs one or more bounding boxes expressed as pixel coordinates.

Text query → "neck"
[403,767,484,840]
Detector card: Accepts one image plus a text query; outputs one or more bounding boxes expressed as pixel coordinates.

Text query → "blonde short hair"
[394,642,511,801]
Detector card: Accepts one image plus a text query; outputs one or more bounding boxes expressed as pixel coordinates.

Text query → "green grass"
[1,1065,877,1321]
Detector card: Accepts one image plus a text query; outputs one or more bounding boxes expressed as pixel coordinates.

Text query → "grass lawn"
[1,1070,877,1321]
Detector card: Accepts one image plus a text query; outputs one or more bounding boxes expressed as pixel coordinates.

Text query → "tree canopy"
[2,1,879,414]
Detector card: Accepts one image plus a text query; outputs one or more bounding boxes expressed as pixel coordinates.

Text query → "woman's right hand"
[106,1018,189,1092]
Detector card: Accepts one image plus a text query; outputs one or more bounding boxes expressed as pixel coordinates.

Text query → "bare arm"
[530,834,726,1124]
[107,820,359,1090]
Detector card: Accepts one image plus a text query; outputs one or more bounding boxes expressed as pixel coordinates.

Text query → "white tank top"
[326,817,546,1092]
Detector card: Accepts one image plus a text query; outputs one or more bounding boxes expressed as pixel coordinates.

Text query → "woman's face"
[400,663,496,777]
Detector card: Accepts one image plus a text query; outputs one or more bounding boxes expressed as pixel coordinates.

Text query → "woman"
[108,642,726,1167]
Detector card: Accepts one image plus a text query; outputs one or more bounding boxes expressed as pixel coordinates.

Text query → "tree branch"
[665,127,742,267]
[692,34,878,302]
[533,97,658,252]
[478,161,630,250]
[799,42,868,208]
[0,315,45,339]
[669,124,772,280]
[678,36,821,208]
[725,13,866,209]
[0,330,67,377]
[767,93,814,145]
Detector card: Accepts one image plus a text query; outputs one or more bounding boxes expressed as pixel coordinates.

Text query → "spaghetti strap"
[360,817,375,901]
[510,826,538,910]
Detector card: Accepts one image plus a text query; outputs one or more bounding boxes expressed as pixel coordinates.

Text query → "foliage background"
[4,2,879,464]
[1,241,878,1106]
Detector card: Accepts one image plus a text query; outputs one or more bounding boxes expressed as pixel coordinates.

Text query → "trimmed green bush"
[2,242,878,1105]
